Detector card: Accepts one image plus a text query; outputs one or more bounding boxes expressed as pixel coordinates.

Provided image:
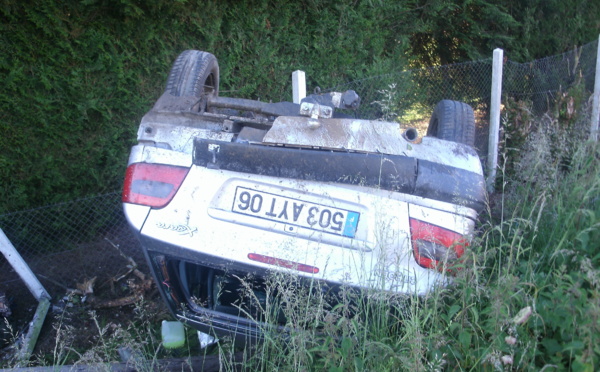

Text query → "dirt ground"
[0,224,179,367]
[4,284,179,367]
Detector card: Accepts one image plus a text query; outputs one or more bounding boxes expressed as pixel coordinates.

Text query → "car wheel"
[427,100,475,147]
[165,50,219,111]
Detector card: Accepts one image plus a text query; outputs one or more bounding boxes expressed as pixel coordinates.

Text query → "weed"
[72,300,167,371]
[3,82,597,372]
[234,105,599,370]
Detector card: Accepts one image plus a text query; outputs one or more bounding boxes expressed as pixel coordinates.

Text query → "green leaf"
[448,304,461,320]
[341,336,353,355]
[541,338,562,354]
[459,330,472,348]
[563,341,585,352]
[572,358,595,372]
[469,306,479,324]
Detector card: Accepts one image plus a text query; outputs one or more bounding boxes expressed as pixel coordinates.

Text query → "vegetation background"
[1,1,599,371]
[1,0,599,213]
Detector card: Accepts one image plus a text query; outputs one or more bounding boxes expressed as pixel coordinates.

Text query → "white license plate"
[232,187,360,238]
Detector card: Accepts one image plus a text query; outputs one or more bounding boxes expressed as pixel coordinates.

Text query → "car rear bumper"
[194,139,486,212]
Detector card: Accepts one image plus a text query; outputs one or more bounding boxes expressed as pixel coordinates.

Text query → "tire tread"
[165,50,219,98]
[427,100,475,147]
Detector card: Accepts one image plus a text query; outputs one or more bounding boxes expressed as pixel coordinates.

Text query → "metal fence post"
[591,35,600,142]
[0,229,49,301]
[0,228,51,364]
[292,70,306,104]
[487,48,504,193]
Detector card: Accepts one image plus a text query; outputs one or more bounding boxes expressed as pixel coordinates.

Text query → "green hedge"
[1,0,597,212]
[0,0,415,213]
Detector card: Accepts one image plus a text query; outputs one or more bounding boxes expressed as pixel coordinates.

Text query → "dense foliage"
[1,0,598,212]
[0,2,598,369]
[409,0,600,65]
[0,0,413,212]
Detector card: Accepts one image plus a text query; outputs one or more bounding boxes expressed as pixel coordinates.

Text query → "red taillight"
[122,163,190,208]
[248,253,320,274]
[409,218,467,272]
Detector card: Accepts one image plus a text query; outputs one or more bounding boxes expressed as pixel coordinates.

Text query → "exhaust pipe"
[402,127,419,142]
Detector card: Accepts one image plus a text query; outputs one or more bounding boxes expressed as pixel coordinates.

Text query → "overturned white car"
[122,50,485,342]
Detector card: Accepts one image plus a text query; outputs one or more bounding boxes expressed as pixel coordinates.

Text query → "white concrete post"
[292,70,306,104]
[487,48,504,193]
[590,35,600,142]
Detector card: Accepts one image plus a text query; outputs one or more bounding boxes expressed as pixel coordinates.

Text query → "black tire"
[166,50,219,110]
[427,100,475,147]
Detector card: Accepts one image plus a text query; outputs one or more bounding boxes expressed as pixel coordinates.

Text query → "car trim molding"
[193,139,485,211]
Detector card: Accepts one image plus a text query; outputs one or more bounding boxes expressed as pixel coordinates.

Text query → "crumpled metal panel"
[264,116,404,153]
[138,111,233,153]
[263,116,482,174]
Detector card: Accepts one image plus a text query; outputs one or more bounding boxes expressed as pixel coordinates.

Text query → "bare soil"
[0,224,175,367]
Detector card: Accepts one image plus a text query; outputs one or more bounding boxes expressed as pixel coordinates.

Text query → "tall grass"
[230,111,600,370]
[9,107,597,371]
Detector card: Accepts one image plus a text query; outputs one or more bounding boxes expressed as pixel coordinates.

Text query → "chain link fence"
[330,59,493,122]
[1,39,598,329]
[327,39,598,160]
[0,193,145,325]
[504,42,598,115]
[327,59,496,159]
